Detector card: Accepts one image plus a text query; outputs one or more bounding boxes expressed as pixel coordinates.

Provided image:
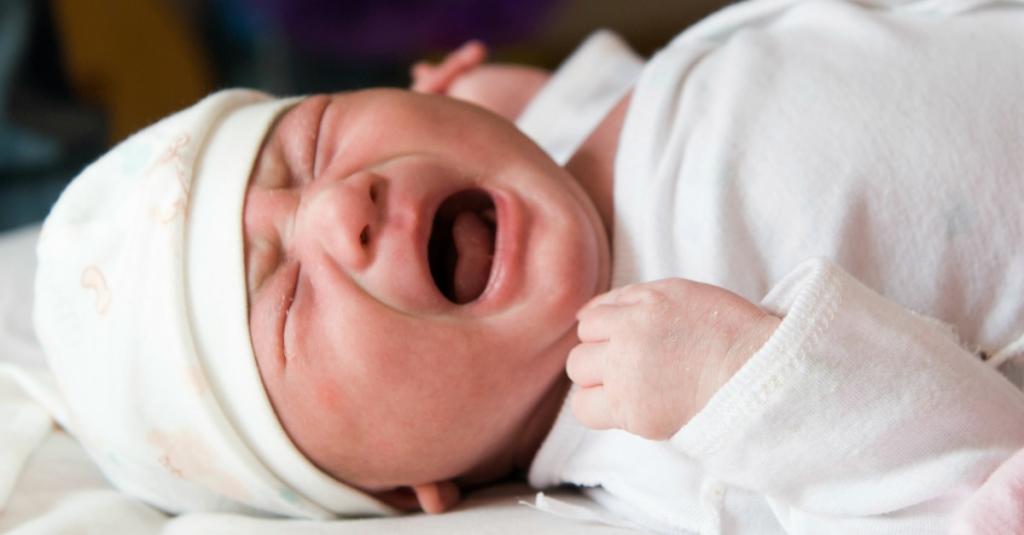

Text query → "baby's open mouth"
[428,189,496,304]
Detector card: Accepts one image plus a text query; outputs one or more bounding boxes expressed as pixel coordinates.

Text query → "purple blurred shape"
[243,0,561,60]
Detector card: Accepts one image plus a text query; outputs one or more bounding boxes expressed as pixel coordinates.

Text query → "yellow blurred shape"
[50,0,214,144]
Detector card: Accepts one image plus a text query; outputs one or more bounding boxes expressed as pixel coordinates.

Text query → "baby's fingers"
[410,40,487,93]
[444,40,487,69]
[576,303,625,342]
[566,343,605,388]
[580,283,634,311]
[570,386,616,431]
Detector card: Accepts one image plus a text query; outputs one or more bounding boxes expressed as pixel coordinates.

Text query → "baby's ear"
[371,481,461,514]
[411,481,461,514]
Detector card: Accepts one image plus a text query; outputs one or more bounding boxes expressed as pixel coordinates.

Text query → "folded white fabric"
[32,89,395,519]
[515,30,642,166]
[0,365,52,515]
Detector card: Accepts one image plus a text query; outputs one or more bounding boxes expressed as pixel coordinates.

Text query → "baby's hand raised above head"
[410,41,550,121]
[567,279,780,440]
[411,40,489,95]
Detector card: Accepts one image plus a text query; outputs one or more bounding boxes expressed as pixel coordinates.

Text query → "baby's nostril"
[359,225,370,246]
[369,184,379,203]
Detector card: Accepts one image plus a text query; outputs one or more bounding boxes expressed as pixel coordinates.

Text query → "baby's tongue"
[451,211,494,303]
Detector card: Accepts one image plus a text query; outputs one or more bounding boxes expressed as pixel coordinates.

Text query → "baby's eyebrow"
[245,237,279,300]
[247,112,288,191]
[242,140,282,303]
[310,98,331,180]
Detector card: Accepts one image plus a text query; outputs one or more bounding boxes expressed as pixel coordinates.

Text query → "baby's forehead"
[248,96,332,191]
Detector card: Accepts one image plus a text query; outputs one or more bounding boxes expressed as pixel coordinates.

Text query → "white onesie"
[517,1,1024,533]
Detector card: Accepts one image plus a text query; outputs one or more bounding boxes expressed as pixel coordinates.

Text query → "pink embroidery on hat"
[146,429,253,501]
[151,133,192,193]
[150,133,193,224]
[159,453,185,478]
[80,266,111,315]
[159,198,188,224]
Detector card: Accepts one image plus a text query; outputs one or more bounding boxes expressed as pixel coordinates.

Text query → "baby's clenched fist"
[567,278,780,440]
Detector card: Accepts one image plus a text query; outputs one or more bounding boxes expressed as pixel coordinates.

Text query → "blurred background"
[0,0,733,231]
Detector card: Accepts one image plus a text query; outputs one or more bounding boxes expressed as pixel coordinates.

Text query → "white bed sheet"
[0,224,638,534]
[4,431,633,534]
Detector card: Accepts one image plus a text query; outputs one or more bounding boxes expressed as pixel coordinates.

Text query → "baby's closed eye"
[247,237,281,296]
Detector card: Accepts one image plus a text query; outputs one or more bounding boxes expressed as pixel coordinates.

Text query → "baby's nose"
[297,177,380,271]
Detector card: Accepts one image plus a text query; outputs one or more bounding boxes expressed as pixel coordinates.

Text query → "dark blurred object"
[1,0,59,172]
[242,0,562,61]
[206,0,413,95]
[207,0,735,94]
[2,0,218,231]
[205,0,561,95]
[1,0,106,231]
[0,0,736,232]
[502,0,739,62]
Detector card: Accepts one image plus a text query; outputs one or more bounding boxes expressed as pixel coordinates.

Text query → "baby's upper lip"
[382,171,523,310]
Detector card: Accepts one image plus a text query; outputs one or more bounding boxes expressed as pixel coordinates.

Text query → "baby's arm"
[569,259,1024,532]
[410,41,550,121]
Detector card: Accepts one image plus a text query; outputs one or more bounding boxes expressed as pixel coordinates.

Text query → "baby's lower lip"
[473,189,523,309]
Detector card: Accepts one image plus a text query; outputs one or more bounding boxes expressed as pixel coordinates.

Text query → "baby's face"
[243,89,609,493]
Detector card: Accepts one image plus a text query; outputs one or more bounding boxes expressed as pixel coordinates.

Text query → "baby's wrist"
[693,313,780,416]
[721,313,780,381]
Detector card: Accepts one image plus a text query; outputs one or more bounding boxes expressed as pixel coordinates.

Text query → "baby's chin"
[342,377,570,495]
[337,442,512,495]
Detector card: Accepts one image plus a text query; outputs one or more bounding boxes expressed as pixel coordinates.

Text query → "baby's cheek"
[312,376,344,411]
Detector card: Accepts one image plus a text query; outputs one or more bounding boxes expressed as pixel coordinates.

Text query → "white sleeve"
[670,258,1024,533]
[515,30,642,166]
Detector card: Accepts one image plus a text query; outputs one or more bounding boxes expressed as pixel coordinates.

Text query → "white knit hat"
[33,89,396,519]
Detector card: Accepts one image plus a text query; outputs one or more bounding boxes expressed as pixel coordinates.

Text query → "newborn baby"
[33,0,1024,532]
[243,39,780,513]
